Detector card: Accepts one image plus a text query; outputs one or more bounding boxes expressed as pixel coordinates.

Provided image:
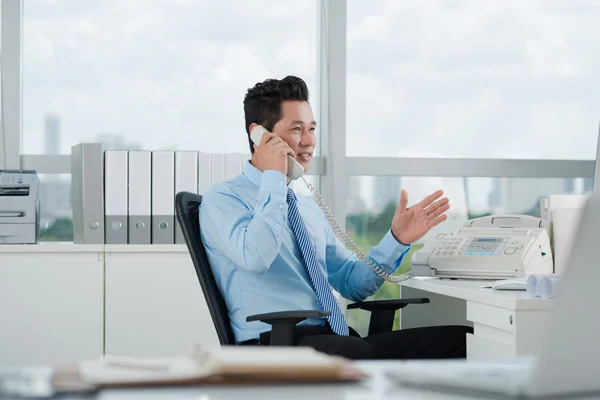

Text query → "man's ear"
[248,122,258,134]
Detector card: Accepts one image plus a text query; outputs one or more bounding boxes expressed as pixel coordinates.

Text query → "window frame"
[0,0,23,170]
[1,0,595,225]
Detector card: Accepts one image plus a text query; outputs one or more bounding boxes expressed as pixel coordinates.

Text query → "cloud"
[22,0,600,163]
[22,0,318,154]
[345,0,600,160]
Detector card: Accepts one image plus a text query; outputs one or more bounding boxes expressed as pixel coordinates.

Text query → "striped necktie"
[286,188,349,336]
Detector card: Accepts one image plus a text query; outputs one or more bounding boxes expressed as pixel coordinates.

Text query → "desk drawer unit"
[467,332,516,360]
[468,302,515,333]
[467,302,516,360]
[466,301,549,360]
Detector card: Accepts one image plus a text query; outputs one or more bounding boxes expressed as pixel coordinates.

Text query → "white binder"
[174,151,198,244]
[241,153,251,170]
[211,153,225,186]
[71,143,105,244]
[104,151,128,244]
[197,153,212,195]
[128,151,151,244]
[151,151,175,244]
[223,153,243,181]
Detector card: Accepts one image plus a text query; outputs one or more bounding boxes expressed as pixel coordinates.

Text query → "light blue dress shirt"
[199,161,411,343]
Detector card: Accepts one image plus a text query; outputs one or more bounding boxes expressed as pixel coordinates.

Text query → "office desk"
[0,361,487,400]
[400,278,554,360]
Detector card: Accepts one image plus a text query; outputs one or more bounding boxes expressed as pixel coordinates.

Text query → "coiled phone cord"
[302,177,414,284]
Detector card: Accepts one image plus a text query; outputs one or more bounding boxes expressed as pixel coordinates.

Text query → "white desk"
[400,278,554,360]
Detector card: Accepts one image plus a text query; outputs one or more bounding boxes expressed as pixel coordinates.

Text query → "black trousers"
[248,324,473,360]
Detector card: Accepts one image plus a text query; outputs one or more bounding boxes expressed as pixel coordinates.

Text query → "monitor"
[594,121,600,197]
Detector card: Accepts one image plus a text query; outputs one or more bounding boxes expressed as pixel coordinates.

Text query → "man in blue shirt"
[199,75,471,359]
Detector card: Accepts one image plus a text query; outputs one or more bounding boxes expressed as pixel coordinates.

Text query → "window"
[23,0,319,155]
[346,0,600,159]
[38,174,73,242]
[344,175,589,335]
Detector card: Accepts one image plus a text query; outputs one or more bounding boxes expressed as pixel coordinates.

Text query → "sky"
[346,0,600,159]
[22,0,319,154]
[20,0,600,216]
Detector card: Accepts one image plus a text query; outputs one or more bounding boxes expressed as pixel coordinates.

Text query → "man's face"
[271,100,317,173]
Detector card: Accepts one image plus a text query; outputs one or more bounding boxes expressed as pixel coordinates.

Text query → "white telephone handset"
[250,125,305,180]
[250,125,413,284]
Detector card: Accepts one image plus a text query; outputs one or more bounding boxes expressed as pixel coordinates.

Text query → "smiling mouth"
[297,153,313,161]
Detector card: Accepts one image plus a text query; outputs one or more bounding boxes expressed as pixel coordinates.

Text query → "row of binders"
[71,143,251,245]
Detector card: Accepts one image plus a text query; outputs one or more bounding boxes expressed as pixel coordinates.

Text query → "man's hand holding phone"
[253,131,295,176]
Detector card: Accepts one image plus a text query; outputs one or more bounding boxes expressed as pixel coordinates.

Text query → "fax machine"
[0,170,40,244]
[411,215,554,280]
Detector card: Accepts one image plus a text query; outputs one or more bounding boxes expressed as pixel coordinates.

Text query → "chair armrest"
[347,298,430,336]
[246,310,330,346]
[247,310,330,322]
[347,298,430,312]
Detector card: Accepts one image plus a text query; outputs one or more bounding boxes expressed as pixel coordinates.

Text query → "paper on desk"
[536,275,561,298]
[79,356,211,385]
[526,274,561,298]
[79,346,340,385]
[203,346,337,367]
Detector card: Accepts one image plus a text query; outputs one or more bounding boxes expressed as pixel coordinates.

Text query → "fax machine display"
[464,237,506,256]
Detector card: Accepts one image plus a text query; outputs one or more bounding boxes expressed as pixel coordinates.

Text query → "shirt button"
[397,252,401,256]
[278,204,283,209]
[278,180,284,186]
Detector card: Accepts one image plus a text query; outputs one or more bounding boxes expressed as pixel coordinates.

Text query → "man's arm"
[325,188,450,302]
[199,170,288,273]
[325,224,411,302]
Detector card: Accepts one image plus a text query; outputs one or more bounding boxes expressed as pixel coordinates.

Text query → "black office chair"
[175,191,430,346]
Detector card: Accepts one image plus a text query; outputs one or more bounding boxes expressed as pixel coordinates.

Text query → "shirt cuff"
[259,170,288,199]
[378,229,411,265]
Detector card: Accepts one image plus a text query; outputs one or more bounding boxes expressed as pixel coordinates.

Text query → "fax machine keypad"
[436,237,463,255]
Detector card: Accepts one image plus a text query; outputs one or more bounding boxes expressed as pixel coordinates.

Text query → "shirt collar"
[242,160,295,189]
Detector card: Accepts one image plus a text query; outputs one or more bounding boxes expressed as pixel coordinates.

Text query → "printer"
[411,215,554,280]
[0,170,40,244]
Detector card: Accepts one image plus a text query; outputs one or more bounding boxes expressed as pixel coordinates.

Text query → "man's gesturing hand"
[391,189,450,245]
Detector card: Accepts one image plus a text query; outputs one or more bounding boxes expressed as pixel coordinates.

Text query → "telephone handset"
[249,125,413,284]
[250,125,305,180]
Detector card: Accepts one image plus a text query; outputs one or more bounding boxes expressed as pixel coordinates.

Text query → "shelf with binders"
[0,243,104,253]
[73,144,258,245]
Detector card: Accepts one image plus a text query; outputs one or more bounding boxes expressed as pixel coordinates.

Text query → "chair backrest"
[175,191,235,345]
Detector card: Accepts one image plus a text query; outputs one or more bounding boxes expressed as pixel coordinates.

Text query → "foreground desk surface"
[96,362,465,400]
[400,277,554,360]
[4,361,487,400]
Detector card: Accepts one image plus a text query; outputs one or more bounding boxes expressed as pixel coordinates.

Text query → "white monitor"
[594,121,600,197]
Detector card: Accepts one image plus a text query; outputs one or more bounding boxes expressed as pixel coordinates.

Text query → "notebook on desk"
[51,346,366,392]
[1,346,367,398]
[386,196,600,398]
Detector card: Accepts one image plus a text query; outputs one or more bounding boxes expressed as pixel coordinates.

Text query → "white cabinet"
[0,244,219,366]
[400,278,553,361]
[466,302,550,360]
[0,244,104,366]
[104,245,219,357]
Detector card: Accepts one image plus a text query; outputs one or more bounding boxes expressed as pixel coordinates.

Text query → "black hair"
[243,75,309,153]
